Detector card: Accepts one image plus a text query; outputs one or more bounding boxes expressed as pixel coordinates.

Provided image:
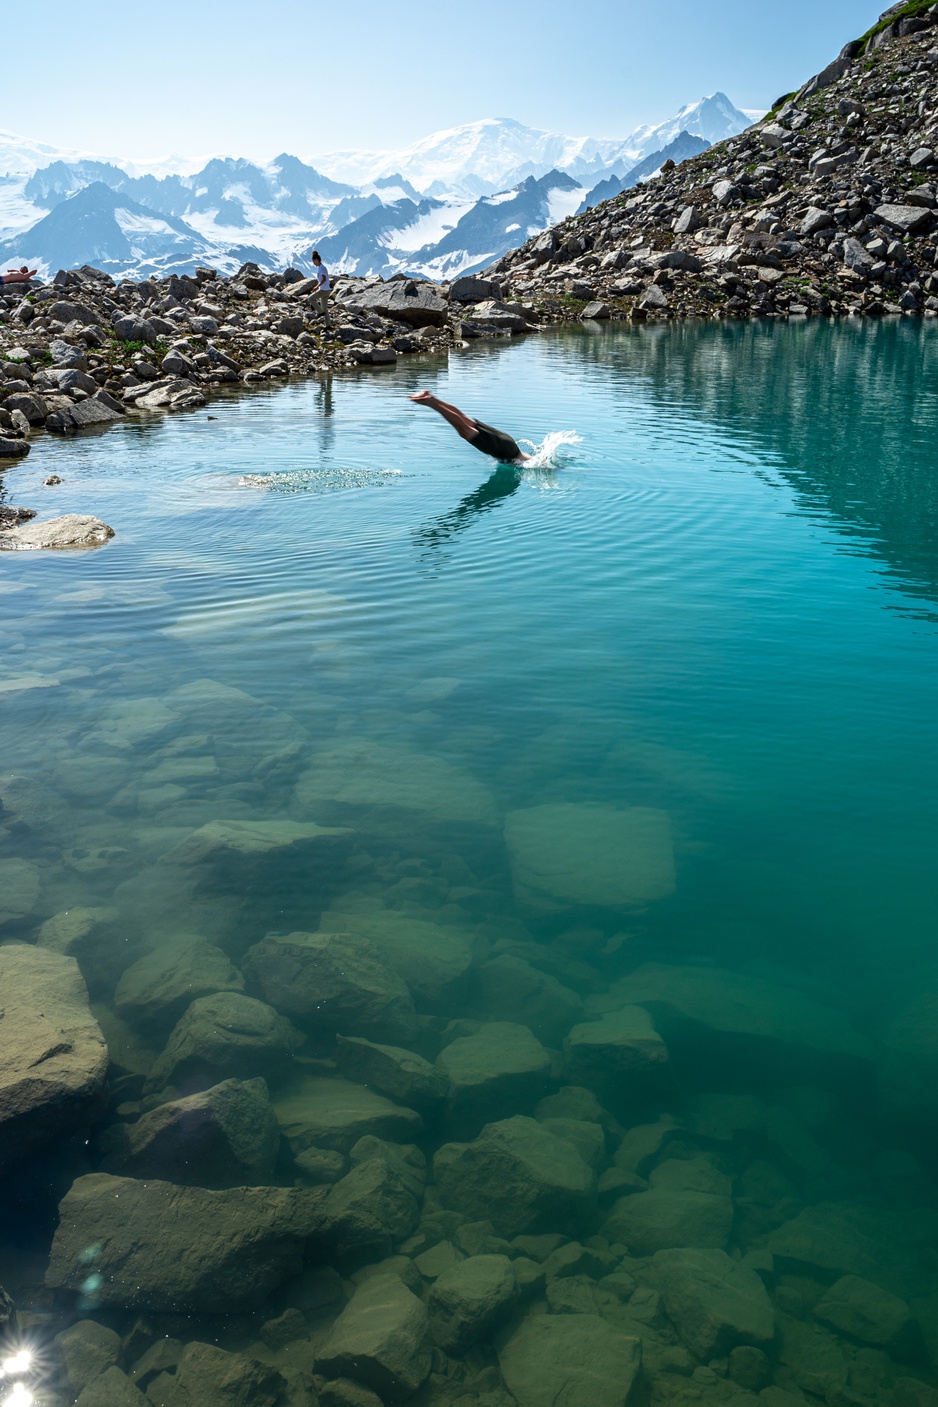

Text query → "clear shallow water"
[2,320,938,1401]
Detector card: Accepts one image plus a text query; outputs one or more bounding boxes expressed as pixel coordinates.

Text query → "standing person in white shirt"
[310,250,331,327]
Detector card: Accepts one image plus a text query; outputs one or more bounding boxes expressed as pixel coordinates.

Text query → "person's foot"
[409,389,434,404]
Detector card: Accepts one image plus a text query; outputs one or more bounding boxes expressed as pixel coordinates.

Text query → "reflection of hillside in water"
[573,319,938,615]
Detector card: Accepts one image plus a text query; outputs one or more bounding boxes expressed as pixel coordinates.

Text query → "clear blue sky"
[4,0,885,161]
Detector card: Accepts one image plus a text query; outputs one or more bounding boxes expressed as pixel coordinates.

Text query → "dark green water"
[1,320,938,1407]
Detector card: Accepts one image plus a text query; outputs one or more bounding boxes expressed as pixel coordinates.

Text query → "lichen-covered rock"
[434,1115,595,1235]
[98,1077,280,1186]
[0,944,108,1173]
[46,1174,326,1311]
[497,1313,642,1407]
[274,1075,422,1154]
[652,1247,775,1360]
[243,931,417,1044]
[437,1021,550,1136]
[504,802,675,910]
[143,992,304,1097]
[428,1254,518,1353]
[315,1273,432,1401]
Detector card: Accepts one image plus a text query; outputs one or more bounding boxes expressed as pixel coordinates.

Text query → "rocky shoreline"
[492,3,938,324]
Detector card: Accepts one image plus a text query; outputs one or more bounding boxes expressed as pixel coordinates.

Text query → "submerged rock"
[315,1273,432,1400]
[0,944,108,1173]
[161,818,353,896]
[428,1253,518,1353]
[325,905,476,1012]
[497,1313,642,1407]
[114,936,244,1031]
[652,1247,775,1359]
[295,739,500,827]
[318,1156,420,1262]
[434,1115,595,1235]
[603,1161,734,1255]
[75,1366,148,1407]
[336,1036,447,1110]
[436,1021,551,1136]
[564,1005,670,1091]
[143,992,304,1097]
[172,1341,285,1407]
[98,1077,280,1186]
[0,857,41,928]
[473,953,585,1045]
[273,1075,422,1154]
[56,1320,122,1397]
[504,802,675,910]
[608,962,873,1087]
[813,1273,913,1349]
[243,930,417,1044]
[0,514,114,550]
[46,1174,325,1311]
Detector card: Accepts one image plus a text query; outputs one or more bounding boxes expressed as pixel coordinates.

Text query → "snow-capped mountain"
[0,99,754,283]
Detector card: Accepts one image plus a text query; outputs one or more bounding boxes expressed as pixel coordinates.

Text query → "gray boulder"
[5,391,48,423]
[336,1036,446,1110]
[428,1254,518,1353]
[344,281,448,328]
[437,1022,550,1135]
[243,931,417,1044]
[98,1077,280,1186]
[47,397,122,431]
[0,514,114,550]
[114,315,156,343]
[0,945,108,1173]
[143,992,304,1097]
[0,436,29,458]
[56,1320,122,1396]
[813,1274,913,1348]
[843,238,875,274]
[324,903,477,1012]
[713,180,740,206]
[498,1313,642,1407]
[75,1367,148,1407]
[114,937,244,1032]
[652,1247,775,1359]
[449,276,501,303]
[433,1115,595,1235]
[801,206,833,236]
[46,1174,326,1311]
[875,203,933,235]
[50,300,97,325]
[316,1274,432,1400]
[274,1075,422,1154]
[603,1170,733,1255]
[172,1341,284,1407]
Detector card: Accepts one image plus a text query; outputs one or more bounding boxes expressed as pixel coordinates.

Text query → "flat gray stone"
[875,203,933,234]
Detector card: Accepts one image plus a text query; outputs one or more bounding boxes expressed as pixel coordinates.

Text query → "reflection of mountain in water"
[575,320,938,616]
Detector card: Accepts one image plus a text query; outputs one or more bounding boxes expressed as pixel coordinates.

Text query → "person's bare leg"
[409,389,479,442]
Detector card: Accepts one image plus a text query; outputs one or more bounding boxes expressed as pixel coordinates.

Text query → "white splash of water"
[517,430,582,469]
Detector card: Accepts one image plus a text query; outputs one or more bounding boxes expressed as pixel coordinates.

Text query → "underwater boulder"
[428,1253,518,1353]
[114,936,244,1032]
[504,802,675,912]
[315,1273,432,1401]
[273,1075,422,1155]
[143,992,304,1098]
[436,1021,551,1138]
[652,1247,775,1360]
[497,1313,642,1407]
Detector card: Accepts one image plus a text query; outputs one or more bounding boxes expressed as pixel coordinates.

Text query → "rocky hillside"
[492,1,938,321]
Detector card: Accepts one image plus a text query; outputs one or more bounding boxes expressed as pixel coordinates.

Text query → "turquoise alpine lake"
[1,319,938,1404]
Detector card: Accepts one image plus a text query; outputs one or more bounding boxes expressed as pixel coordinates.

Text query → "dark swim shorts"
[471,419,521,462]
